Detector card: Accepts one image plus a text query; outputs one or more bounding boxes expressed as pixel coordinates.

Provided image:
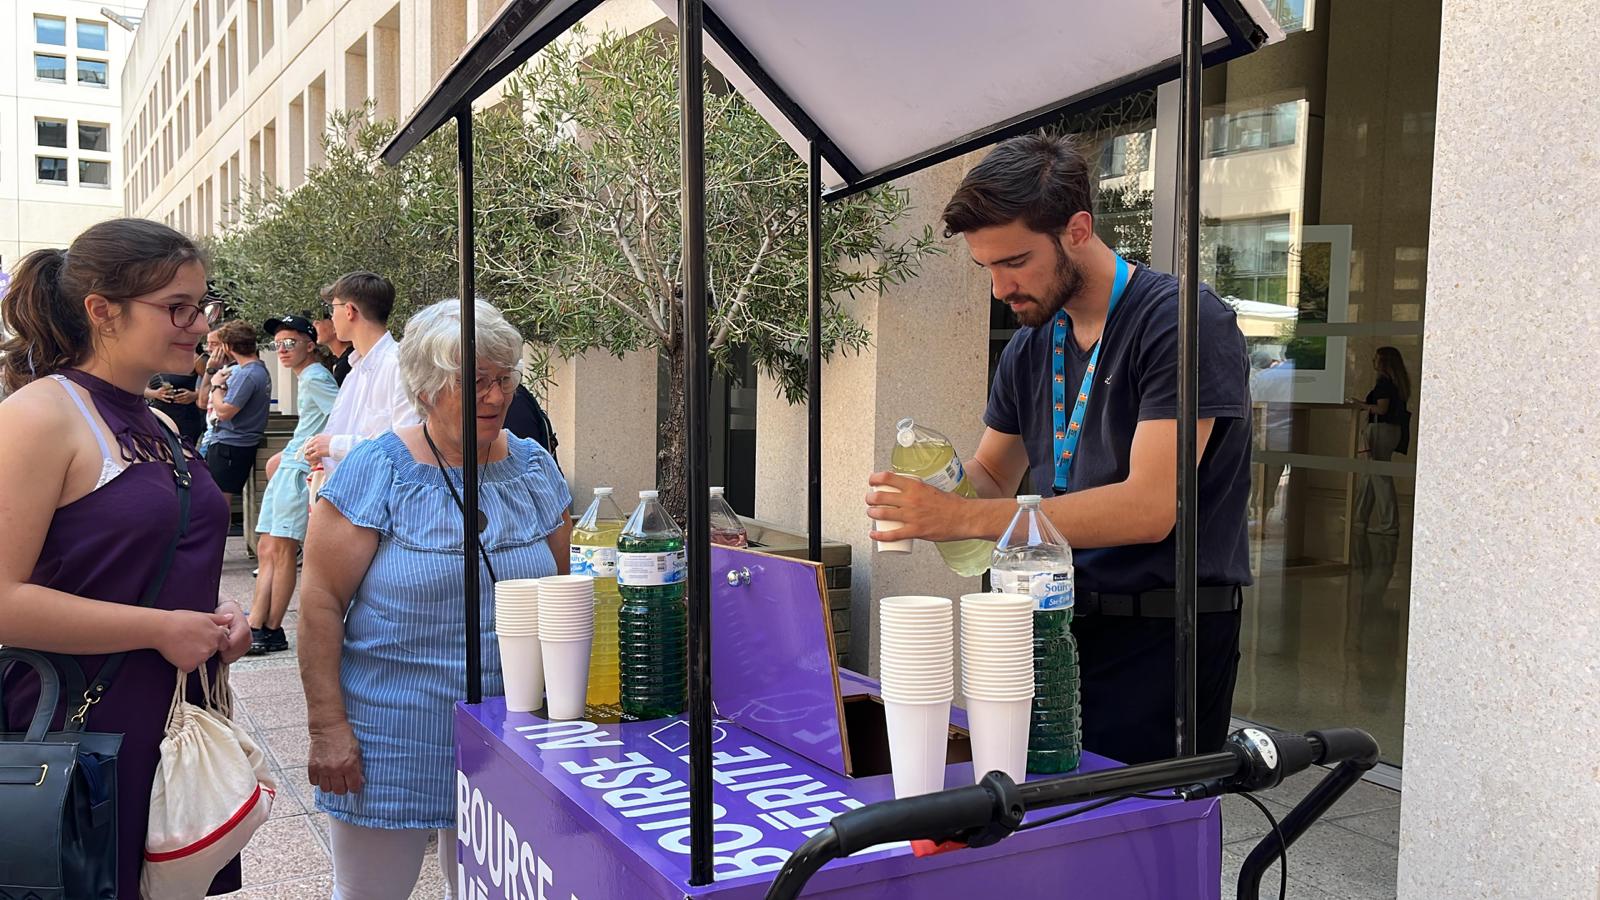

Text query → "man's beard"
[1005,243,1086,329]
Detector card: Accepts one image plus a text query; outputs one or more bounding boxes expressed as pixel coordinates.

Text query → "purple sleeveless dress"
[1,369,241,897]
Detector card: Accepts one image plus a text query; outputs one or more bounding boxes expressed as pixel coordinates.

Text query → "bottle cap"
[1018,494,1042,504]
[594,486,613,496]
[640,489,659,499]
[710,486,725,496]
[896,418,916,448]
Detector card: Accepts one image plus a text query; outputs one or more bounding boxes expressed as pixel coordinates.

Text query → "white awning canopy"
[383,0,1284,197]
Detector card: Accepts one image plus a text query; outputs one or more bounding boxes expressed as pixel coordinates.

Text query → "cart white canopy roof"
[383,0,1284,197]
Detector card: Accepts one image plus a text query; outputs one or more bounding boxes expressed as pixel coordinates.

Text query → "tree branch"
[712,211,781,349]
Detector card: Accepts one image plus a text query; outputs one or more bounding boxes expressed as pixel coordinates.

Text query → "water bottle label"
[571,545,618,578]
[993,570,1074,611]
[617,550,687,586]
[923,455,965,493]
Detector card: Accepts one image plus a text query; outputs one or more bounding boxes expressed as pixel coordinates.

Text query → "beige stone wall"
[1398,0,1600,894]
[547,348,659,515]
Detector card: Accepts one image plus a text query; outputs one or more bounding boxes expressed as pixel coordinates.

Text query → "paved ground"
[214,538,1400,899]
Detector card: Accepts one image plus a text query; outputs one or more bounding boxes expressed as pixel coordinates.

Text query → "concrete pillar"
[546,348,660,513]
[1397,0,1600,895]
[755,153,993,675]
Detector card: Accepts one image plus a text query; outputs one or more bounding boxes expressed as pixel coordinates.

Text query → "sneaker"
[247,627,270,655]
[260,627,289,653]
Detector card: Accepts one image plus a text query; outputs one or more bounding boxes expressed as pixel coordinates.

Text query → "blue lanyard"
[1052,254,1131,492]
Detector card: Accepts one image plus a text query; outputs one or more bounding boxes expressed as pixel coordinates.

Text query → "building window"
[77,21,109,51]
[1203,214,1293,305]
[37,157,69,183]
[35,54,68,83]
[77,59,110,87]
[79,122,110,152]
[79,160,111,187]
[1204,101,1299,158]
[36,119,69,148]
[1264,0,1309,33]
[34,15,67,45]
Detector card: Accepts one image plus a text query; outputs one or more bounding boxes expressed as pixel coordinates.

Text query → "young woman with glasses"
[0,217,253,897]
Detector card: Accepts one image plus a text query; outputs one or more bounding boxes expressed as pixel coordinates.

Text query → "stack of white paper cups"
[494,579,544,712]
[959,593,1036,783]
[878,595,955,798]
[537,575,595,720]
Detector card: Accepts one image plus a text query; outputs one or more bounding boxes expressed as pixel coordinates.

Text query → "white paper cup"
[872,484,912,553]
[880,673,956,701]
[539,574,596,591]
[539,623,595,641]
[540,636,593,720]
[883,697,951,798]
[961,679,1035,701]
[966,697,1031,783]
[538,574,595,644]
[498,633,545,712]
[882,595,954,614]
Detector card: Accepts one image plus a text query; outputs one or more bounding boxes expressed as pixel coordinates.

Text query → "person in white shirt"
[299,272,420,476]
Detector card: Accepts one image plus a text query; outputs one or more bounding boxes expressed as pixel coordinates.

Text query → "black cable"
[1014,790,1182,831]
[423,420,499,583]
[1236,792,1288,900]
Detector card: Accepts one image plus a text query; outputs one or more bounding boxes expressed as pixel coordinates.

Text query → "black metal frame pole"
[806,142,823,564]
[1174,0,1203,756]
[679,0,714,886]
[456,108,483,705]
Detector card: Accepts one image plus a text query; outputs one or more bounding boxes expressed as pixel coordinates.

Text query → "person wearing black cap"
[247,314,340,654]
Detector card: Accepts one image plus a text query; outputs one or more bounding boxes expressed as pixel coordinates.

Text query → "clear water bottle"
[616,489,687,719]
[890,418,995,577]
[572,486,627,706]
[991,494,1081,773]
[708,486,748,548]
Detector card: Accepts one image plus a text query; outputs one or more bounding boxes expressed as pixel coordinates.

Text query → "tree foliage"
[208,28,940,517]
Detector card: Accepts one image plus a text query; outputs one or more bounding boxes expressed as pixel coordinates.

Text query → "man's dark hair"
[216,319,259,357]
[942,134,1095,237]
[331,271,395,325]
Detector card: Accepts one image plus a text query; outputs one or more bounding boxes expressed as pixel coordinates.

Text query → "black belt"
[1075,585,1242,618]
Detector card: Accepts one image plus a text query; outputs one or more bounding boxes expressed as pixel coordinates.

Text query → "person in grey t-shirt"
[205,320,272,509]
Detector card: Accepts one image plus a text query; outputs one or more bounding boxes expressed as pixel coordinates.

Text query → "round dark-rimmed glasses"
[128,297,225,329]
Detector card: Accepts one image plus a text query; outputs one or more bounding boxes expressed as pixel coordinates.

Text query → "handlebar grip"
[1272,731,1316,780]
[1307,728,1380,767]
[831,784,996,856]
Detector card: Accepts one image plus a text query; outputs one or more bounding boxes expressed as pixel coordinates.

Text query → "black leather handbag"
[0,422,192,899]
[0,649,124,900]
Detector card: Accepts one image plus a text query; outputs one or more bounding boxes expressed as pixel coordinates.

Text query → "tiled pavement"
[216,538,1400,899]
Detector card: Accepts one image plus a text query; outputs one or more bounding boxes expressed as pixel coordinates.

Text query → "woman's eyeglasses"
[267,339,308,352]
[129,298,226,329]
[459,373,519,398]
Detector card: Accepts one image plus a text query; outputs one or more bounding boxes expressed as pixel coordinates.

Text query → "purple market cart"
[451,548,1224,899]
[371,2,1394,898]
[453,697,1223,900]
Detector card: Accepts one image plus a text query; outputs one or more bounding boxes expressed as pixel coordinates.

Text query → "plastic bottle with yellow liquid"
[889,418,995,577]
[571,486,626,706]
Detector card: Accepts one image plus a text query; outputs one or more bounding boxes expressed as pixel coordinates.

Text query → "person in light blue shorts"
[247,314,339,654]
[297,299,572,900]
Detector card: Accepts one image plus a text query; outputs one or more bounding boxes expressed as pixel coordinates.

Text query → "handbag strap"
[0,649,63,742]
[67,423,192,729]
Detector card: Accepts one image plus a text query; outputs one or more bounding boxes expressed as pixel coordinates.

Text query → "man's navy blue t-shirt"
[984,264,1252,594]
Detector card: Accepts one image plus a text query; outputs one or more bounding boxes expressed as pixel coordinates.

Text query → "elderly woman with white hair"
[297,298,572,900]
